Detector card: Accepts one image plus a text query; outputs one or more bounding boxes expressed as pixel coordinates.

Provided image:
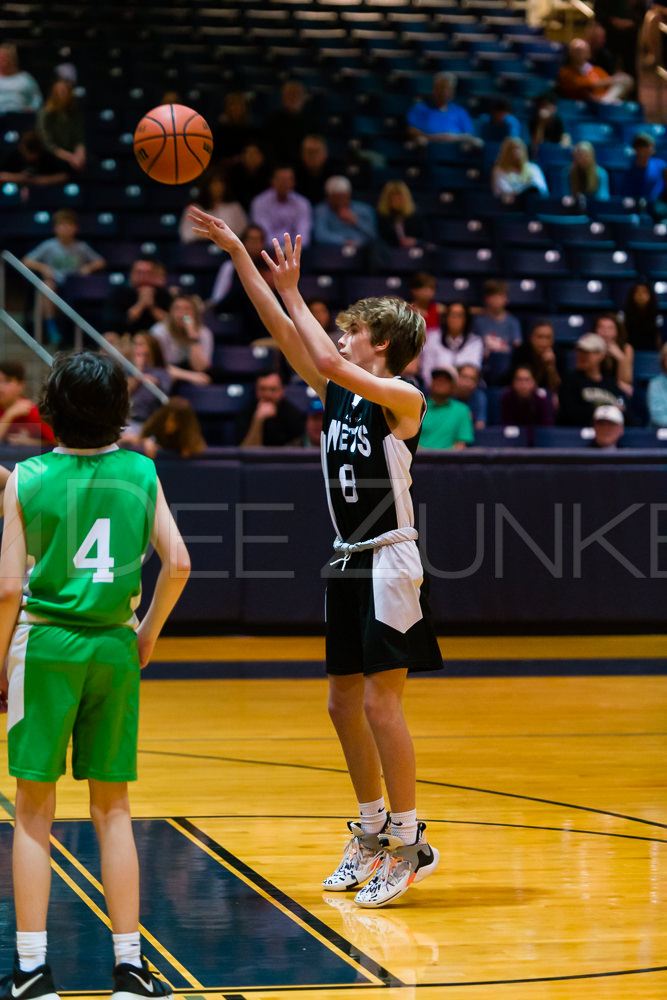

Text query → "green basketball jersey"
[15,445,158,628]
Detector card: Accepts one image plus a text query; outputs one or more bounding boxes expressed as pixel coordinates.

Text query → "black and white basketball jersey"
[321,380,423,545]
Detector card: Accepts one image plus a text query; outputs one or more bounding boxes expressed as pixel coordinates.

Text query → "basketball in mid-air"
[133,104,213,185]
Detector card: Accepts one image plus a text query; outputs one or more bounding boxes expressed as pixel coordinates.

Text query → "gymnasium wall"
[145,449,666,631]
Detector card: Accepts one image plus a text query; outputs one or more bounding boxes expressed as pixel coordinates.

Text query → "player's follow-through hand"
[262,234,302,294]
[187,206,241,254]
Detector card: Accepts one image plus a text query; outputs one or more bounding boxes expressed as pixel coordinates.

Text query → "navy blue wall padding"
[2,448,663,629]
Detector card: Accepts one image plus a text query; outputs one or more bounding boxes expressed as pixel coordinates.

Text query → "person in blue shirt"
[475,99,522,144]
[406,73,479,145]
[622,133,667,217]
[313,175,378,247]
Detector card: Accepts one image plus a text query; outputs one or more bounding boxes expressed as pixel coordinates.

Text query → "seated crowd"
[1,4,666,455]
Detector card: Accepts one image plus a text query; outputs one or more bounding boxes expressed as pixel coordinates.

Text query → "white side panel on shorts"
[6,623,31,731]
[372,541,424,634]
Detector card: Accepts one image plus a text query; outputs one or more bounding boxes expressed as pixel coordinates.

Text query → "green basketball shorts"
[6,622,140,782]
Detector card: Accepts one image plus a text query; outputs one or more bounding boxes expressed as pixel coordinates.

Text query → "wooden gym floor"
[0,635,665,1000]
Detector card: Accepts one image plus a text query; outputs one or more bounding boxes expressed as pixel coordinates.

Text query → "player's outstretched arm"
[188,208,327,399]
[0,464,12,517]
[264,236,423,434]
[136,478,191,669]
[0,472,27,710]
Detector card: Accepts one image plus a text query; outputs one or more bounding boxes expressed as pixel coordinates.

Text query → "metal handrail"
[0,250,168,404]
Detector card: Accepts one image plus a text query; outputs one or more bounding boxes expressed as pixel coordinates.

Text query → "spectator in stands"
[594,0,643,78]
[136,397,207,459]
[590,403,625,448]
[303,397,324,448]
[420,301,483,381]
[151,293,214,376]
[594,313,634,395]
[295,134,339,205]
[472,279,523,356]
[409,271,444,333]
[557,38,634,103]
[250,165,312,247]
[307,297,338,342]
[0,360,54,446]
[23,209,105,344]
[510,319,563,406]
[0,43,42,113]
[211,92,259,166]
[313,175,378,247]
[376,180,426,248]
[103,256,172,335]
[235,371,306,447]
[0,129,69,188]
[209,223,266,308]
[501,366,554,428]
[622,134,667,218]
[558,332,625,426]
[647,343,667,425]
[419,366,474,450]
[455,363,487,429]
[228,142,272,210]
[36,78,86,173]
[491,137,549,202]
[475,98,522,143]
[123,332,172,435]
[406,72,478,145]
[263,80,318,165]
[640,2,667,68]
[623,281,661,350]
[568,141,610,201]
[179,171,247,243]
[585,19,617,75]
[529,94,568,157]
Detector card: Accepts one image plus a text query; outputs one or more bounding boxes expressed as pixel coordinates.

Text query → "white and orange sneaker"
[322,817,391,891]
[353,823,439,907]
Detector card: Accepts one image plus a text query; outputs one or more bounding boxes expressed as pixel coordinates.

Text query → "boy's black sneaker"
[0,955,60,1000]
[111,958,173,1000]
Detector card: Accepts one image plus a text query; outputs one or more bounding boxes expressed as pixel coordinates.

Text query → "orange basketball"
[133,104,213,185]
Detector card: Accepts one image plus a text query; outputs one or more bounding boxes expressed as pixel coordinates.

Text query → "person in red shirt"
[558,38,633,102]
[0,361,54,446]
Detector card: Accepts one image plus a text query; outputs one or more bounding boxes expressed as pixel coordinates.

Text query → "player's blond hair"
[336,297,426,375]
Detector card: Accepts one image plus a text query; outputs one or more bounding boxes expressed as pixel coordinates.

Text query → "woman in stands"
[37,78,86,173]
[568,141,610,201]
[623,282,662,351]
[594,313,634,396]
[137,397,207,459]
[123,332,172,435]
[179,170,247,243]
[419,301,483,382]
[376,180,425,248]
[150,293,214,377]
[491,137,549,204]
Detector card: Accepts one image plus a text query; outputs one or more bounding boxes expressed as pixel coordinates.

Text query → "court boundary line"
[139,749,667,832]
[170,817,404,991]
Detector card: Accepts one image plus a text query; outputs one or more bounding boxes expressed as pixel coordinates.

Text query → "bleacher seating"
[0,0,664,448]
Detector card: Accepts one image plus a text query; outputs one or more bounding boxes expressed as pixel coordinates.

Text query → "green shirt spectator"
[419,367,475,450]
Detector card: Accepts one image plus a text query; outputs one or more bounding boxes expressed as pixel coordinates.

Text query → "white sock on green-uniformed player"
[16,932,47,972]
[112,932,142,969]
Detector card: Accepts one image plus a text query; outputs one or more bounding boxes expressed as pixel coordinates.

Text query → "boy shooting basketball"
[190,207,442,907]
[0,352,190,999]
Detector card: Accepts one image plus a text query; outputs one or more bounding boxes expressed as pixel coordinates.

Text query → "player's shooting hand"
[261,234,301,294]
[188,206,241,254]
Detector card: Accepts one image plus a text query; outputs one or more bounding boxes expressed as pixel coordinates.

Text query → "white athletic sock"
[112,931,142,969]
[16,931,47,972]
[359,797,387,835]
[390,808,418,845]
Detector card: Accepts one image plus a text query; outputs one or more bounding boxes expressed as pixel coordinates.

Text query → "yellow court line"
[154,634,667,662]
[48,833,204,990]
[167,819,387,990]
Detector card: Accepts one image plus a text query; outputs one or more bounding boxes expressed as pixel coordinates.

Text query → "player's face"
[337,322,376,368]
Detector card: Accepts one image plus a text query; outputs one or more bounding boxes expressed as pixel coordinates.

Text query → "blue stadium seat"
[61,274,118,303]
[298,274,342,305]
[633,351,661,381]
[503,277,549,311]
[570,122,617,146]
[169,242,226,272]
[435,246,500,275]
[284,383,320,412]
[124,212,180,241]
[533,426,595,448]
[633,248,667,280]
[569,248,637,279]
[431,218,494,247]
[621,427,667,448]
[433,276,482,305]
[524,313,586,343]
[380,246,435,273]
[505,248,570,277]
[345,275,408,301]
[549,279,614,311]
[495,218,554,249]
[176,383,251,415]
[212,345,275,379]
[485,386,506,425]
[594,101,643,124]
[303,245,366,274]
[473,426,529,447]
